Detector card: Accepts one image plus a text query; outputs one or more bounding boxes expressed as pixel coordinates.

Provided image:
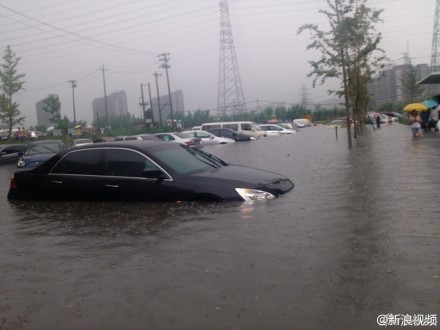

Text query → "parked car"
[7,141,294,202]
[258,124,295,135]
[181,130,236,145]
[154,132,203,148]
[72,138,93,147]
[327,119,347,128]
[0,144,28,164]
[113,134,161,142]
[293,119,311,128]
[17,140,66,168]
[207,128,254,141]
[201,121,267,139]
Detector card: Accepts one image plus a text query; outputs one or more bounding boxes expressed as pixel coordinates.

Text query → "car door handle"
[51,180,63,184]
[105,184,119,188]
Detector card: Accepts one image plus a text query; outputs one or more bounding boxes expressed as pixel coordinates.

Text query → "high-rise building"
[151,90,184,126]
[36,97,54,127]
[92,91,129,122]
[368,63,440,107]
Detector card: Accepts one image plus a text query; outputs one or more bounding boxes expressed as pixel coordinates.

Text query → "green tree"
[0,46,26,141]
[42,94,62,128]
[401,65,424,103]
[298,0,385,147]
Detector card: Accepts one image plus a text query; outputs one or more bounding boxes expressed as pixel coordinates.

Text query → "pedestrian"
[420,108,430,131]
[376,115,381,129]
[409,110,422,138]
[428,105,439,131]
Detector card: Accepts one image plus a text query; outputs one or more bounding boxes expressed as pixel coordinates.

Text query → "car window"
[223,124,238,131]
[195,132,211,138]
[157,134,173,141]
[241,124,250,131]
[1,146,15,154]
[107,149,156,177]
[202,124,221,130]
[209,129,220,135]
[52,149,105,175]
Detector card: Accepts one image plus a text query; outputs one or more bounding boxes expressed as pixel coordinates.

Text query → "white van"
[201,121,266,139]
[293,118,311,128]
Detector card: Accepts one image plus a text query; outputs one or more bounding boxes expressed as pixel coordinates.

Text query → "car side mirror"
[143,169,166,181]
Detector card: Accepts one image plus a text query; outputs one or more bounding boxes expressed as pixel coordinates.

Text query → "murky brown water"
[1,124,439,329]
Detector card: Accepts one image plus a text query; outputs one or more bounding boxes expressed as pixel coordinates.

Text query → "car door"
[104,148,175,201]
[0,145,23,164]
[45,148,107,200]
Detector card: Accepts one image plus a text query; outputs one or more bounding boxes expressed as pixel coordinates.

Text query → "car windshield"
[151,145,227,174]
[174,132,192,139]
[25,142,62,156]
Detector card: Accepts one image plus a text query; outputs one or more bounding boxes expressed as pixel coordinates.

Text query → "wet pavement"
[0,123,439,329]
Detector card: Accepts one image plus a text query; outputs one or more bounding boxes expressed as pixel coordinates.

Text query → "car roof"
[28,139,64,145]
[59,140,174,155]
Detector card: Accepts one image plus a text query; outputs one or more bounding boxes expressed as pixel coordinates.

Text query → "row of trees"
[0,46,86,140]
[298,0,386,147]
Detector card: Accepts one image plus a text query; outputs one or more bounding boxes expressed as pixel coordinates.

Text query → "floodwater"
[0,124,438,330]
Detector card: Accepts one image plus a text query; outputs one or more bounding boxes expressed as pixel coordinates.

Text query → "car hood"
[188,165,294,194]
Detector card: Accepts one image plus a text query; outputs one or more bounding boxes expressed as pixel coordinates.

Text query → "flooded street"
[1,124,439,329]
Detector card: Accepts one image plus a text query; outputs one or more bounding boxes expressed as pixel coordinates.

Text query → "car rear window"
[26,142,63,156]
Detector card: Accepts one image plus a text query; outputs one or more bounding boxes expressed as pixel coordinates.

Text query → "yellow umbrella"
[403,103,428,112]
[74,124,81,129]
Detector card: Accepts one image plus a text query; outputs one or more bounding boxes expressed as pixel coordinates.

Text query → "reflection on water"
[0,125,439,329]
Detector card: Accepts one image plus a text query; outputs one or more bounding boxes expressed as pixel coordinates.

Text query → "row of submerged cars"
[4,126,295,202]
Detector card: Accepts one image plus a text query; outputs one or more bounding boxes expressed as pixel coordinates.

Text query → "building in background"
[92,91,129,124]
[368,63,440,108]
[35,97,53,128]
[151,90,184,126]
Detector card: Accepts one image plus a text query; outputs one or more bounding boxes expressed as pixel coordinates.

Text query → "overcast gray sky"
[0,0,435,126]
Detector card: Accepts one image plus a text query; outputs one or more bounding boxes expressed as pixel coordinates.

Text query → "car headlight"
[17,159,25,167]
[235,188,275,201]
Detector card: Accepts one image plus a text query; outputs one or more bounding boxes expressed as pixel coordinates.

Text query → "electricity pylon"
[217,0,246,117]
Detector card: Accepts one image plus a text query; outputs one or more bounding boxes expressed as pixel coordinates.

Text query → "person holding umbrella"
[409,110,422,138]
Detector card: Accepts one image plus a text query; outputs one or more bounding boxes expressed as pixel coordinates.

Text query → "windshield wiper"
[183,146,222,168]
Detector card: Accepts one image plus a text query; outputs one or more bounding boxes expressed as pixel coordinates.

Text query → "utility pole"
[153,71,163,127]
[147,83,154,127]
[158,53,175,131]
[100,65,109,131]
[68,80,77,125]
[140,83,147,127]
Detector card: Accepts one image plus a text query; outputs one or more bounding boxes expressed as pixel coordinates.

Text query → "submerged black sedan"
[7,141,294,202]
